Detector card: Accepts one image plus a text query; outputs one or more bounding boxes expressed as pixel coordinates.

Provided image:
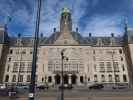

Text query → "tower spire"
[60,7,72,33]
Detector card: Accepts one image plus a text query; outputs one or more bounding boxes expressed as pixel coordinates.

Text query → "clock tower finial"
[60,7,72,33]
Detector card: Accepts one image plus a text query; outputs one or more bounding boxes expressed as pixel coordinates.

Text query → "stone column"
[52,75,55,86]
[77,75,80,85]
[68,74,71,84]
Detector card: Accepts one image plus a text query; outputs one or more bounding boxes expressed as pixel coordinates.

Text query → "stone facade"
[0,8,133,87]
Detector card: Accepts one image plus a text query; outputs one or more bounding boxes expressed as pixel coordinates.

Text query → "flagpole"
[28,0,42,100]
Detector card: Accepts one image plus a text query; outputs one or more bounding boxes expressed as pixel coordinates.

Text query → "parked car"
[89,83,104,89]
[36,84,49,90]
[0,84,6,90]
[16,85,29,90]
[112,84,128,89]
[59,84,73,89]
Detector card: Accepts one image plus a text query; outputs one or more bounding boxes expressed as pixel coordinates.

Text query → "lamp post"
[60,49,68,100]
[61,49,65,100]
[28,0,42,100]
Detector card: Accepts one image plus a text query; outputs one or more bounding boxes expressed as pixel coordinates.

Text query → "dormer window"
[17,39,22,46]
[97,38,102,46]
[110,33,115,45]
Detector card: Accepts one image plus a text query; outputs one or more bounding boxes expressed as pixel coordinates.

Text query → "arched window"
[115,75,120,82]
[101,75,105,82]
[108,75,112,82]
[94,75,98,82]
[80,76,84,83]
[123,75,127,82]
[48,76,52,83]
[5,75,9,82]
[12,75,16,82]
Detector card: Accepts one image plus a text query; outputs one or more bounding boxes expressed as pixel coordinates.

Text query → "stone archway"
[55,74,61,84]
[71,74,77,84]
[63,74,69,84]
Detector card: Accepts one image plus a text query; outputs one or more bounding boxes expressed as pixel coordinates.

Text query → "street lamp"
[60,49,68,100]
[28,0,42,100]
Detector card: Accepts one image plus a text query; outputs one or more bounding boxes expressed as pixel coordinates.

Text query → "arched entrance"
[71,74,77,84]
[63,74,68,84]
[55,74,60,84]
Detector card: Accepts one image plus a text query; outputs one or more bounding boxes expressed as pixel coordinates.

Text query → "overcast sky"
[0,0,133,37]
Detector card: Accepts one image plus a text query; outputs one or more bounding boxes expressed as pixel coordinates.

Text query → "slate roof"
[8,31,125,46]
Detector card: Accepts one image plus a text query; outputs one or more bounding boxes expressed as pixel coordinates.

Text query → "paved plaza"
[1,88,133,100]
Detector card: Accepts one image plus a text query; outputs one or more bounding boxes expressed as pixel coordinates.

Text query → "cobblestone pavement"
[1,96,133,100]
[1,88,133,100]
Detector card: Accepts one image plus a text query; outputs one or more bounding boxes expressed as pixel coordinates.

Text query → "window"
[123,75,127,82]
[115,75,120,82]
[12,75,16,82]
[88,65,89,72]
[18,75,23,82]
[48,76,52,83]
[93,50,95,54]
[8,57,11,62]
[9,49,13,54]
[20,62,25,72]
[16,49,19,54]
[30,51,33,54]
[121,57,123,61]
[119,49,122,54]
[88,77,90,81]
[94,64,97,72]
[27,62,32,72]
[114,62,119,72]
[30,49,33,54]
[48,63,53,71]
[7,65,10,72]
[99,62,105,72]
[94,75,98,82]
[101,75,105,82]
[13,62,18,72]
[22,49,26,54]
[93,56,96,61]
[80,76,84,83]
[107,62,112,72]
[122,64,125,71]
[27,75,31,82]
[5,75,9,82]
[108,75,112,82]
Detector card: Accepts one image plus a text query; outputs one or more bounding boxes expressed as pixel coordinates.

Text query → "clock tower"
[54,8,78,45]
[60,7,72,33]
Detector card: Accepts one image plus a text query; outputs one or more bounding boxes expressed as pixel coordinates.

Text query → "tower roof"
[61,7,70,14]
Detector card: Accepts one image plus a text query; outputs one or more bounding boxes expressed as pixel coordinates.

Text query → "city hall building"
[0,8,133,87]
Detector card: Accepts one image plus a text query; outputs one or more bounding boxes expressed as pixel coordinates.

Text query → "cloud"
[40,0,94,36]
[0,0,133,37]
[83,15,124,36]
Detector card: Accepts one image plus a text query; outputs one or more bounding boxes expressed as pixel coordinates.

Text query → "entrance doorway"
[71,74,77,84]
[63,74,68,84]
[55,74,60,84]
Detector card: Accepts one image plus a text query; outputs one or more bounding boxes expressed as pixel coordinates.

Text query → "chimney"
[53,28,56,32]
[18,33,21,38]
[89,33,92,37]
[111,33,114,37]
[76,27,78,32]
